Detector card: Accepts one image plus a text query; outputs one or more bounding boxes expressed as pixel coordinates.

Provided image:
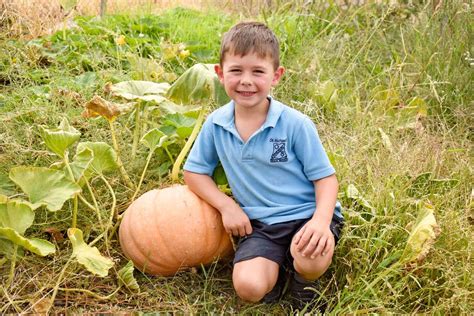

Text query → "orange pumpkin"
[119,185,233,276]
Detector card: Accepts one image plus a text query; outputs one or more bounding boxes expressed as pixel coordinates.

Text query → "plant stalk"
[101,174,117,250]
[171,107,206,182]
[108,120,135,190]
[131,149,154,202]
[46,255,74,315]
[131,104,141,160]
[6,244,18,288]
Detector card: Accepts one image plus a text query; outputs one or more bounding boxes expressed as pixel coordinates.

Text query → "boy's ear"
[214,64,224,83]
[272,66,285,86]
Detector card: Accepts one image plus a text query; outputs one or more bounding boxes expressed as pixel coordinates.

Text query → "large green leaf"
[76,142,118,175]
[0,174,15,195]
[58,0,78,11]
[39,118,81,158]
[109,81,170,103]
[0,200,34,235]
[163,113,196,139]
[68,228,113,277]
[0,228,55,256]
[9,167,81,212]
[166,63,229,106]
[401,203,440,266]
[141,128,169,151]
[118,260,140,292]
[69,147,94,183]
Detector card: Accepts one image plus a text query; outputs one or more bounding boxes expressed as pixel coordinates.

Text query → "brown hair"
[219,21,280,69]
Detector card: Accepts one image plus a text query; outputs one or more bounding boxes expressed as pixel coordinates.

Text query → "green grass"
[0,1,472,314]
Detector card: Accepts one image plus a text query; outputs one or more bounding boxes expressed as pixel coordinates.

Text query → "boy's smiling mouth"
[237,91,257,97]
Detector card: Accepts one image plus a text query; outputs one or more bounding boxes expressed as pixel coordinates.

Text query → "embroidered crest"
[270,138,288,163]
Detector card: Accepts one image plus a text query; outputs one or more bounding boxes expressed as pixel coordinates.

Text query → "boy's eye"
[229,69,241,73]
[254,70,265,74]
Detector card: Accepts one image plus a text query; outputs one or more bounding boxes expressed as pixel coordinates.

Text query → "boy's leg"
[289,235,334,280]
[286,214,344,309]
[233,257,279,302]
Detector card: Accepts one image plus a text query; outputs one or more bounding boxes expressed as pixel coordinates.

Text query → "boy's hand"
[293,219,334,259]
[219,203,252,237]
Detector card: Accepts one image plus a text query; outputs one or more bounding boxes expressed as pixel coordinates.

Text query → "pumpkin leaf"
[141,128,169,151]
[38,118,81,158]
[109,81,170,103]
[401,203,441,266]
[58,0,78,11]
[118,260,140,292]
[76,142,118,175]
[163,113,196,139]
[166,63,229,106]
[68,228,114,277]
[82,95,134,121]
[9,167,81,212]
[158,99,201,115]
[0,228,55,256]
[0,173,16,195]
[0,200,34,235]
[69,147,94,182]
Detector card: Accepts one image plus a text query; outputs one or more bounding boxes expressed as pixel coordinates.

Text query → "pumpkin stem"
[171,106,206,182]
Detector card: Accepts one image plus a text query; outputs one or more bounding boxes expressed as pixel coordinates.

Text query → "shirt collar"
[212,96,284,130]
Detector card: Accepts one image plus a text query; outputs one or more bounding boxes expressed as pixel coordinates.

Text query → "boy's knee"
[290,243,334,280]
[233,274,270,302]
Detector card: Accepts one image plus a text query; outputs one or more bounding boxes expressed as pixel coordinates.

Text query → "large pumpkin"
[119,185,233,276]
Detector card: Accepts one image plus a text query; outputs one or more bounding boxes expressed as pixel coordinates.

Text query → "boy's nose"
[240,74,252,85]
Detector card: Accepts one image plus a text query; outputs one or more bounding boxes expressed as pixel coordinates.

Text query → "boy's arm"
[293,174,338,258]
[184,170,252,236]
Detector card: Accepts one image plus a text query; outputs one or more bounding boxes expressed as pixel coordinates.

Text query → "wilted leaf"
[76,142,118,175]
[82,95,134,121]
[44,227,64,242]
[109,81,170,103]
[167,63,229,106]
[9,167,81,212]
[68,228,113,277]
[0,228,55,256]
[0,200,34,235]
[38,118,81,158]
[141,128,169,151]
[118,260,140,292]
[401,204,441,266]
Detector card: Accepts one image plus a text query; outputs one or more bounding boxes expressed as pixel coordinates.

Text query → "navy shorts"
[233,214,344,266]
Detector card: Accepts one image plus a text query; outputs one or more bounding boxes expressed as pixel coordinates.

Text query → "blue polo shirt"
[184,97,342,225]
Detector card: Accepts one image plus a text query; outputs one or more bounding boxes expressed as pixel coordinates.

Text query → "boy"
[183,21,343,307]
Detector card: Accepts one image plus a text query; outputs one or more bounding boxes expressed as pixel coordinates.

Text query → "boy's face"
[215,52,284,111]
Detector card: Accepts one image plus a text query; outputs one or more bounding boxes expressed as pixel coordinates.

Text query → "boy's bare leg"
[233,257,280,302]
[290,235,335,280]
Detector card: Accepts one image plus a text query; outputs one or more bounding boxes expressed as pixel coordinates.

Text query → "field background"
[0,0,472,314]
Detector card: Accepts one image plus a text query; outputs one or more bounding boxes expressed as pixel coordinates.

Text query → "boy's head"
[219,21,280,70]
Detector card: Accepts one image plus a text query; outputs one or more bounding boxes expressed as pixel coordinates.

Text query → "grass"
[0,0,473,314]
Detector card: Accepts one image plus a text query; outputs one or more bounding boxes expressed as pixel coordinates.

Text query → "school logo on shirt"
[269,138,288,163]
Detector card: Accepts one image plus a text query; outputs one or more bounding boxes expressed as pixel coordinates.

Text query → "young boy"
[183,21,343,307]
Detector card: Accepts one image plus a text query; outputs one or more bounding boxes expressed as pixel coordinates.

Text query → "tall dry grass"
[0,0,226,39]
